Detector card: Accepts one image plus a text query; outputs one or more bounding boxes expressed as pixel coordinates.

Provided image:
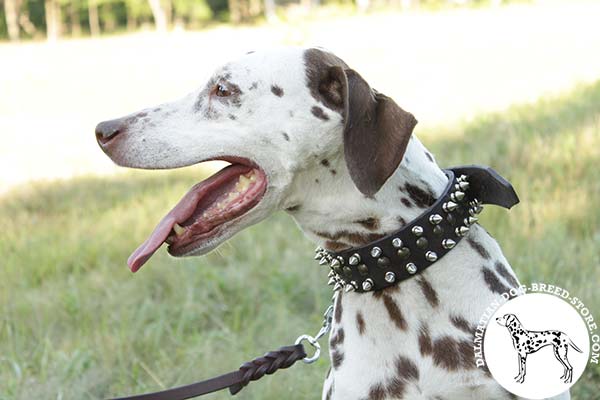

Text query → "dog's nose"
[95,119,125,145]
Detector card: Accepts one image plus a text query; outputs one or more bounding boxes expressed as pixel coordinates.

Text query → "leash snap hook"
[295,334,321,364]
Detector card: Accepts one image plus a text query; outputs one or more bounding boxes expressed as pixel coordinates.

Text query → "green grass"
[1,81,599,399]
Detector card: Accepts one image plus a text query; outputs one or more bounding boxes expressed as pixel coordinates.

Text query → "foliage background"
[1,0,599,399]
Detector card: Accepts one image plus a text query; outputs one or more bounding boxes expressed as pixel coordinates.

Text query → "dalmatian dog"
[95,47,571,399]
[496,314,583,384]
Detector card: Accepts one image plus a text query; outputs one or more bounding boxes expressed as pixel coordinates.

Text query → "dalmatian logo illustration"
[496,313,583,384]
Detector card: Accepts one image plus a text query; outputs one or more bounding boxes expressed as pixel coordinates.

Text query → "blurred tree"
[88,0,100,35]
[44,0,61,40]
[3,0,20,40]
[147,0,167,31]
[68,0,81,35]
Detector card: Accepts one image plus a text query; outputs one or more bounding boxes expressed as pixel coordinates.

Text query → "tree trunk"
[88,0,100,36]
[3,0,20,41]
[44,0,61,41]
[147,0,167,32]
[228,0,241,23]
[69,0,81,36]
[264,0,276,22]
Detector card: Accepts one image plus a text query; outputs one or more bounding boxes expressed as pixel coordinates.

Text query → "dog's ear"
[322,66,417,196]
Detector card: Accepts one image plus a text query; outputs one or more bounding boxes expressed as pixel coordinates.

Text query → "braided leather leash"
[108,305,334,400]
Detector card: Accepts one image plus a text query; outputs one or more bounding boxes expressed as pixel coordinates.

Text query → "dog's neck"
[287,136,448,251]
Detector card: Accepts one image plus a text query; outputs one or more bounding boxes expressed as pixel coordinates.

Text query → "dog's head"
[496,313,520,328]
[96,47,418,272]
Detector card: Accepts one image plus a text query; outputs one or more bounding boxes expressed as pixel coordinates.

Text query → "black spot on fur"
[356,312,365,335]
[425,151,434,162]
[417,277,439,308]
[404,182,436,208]
[332,350,344,369]
[330,169,337,175]
[432,336,462,370]
[401,197,412,207]
[285,204,300,212]
[367,383,386,400]
[395,356,419,381]
[329,328,345,348]
[382,294,407,330]
[249,81,258,90]
[482,267,512,296]
[419,324,433,356]
[321,159,330,167]
[355,217,380,231]
[311,106,330,121]
[495,261,519,288]
[271,85,284,97]
[282,132,290,141]
[466,237,491,259]
[228,114,236,120]
[450,315,472,334]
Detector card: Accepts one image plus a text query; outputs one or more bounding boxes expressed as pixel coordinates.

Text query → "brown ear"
[324,67,417,196]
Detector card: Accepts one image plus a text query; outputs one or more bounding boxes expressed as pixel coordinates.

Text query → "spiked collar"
[314,165,520,293]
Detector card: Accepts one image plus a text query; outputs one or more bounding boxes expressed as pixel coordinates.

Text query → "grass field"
[1,77,599,399]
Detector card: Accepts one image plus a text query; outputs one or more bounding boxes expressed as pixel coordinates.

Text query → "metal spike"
[330,259,341,268]
[425,251,438,262]
[362,279,374,291]
[458,181,470,191]
[464,216,478,225]
[412,226,424,236]
[349,254,361,266]
[319,257,328,265]
[442,239,456,249]
[384,271,396,283]
[344,284,355,293]
[370,247,382,258]
[314,253,322,260]
[334,282,343,292]
[455,226,470,236]
[315,246,323,253]
[443,201,458,213]
[457,174,467,182]
[429,214,443,225]
[391,238,403,248]
[327,277,336,286]
[406,263,418,274]
[328,270,335,278]
[451,191,465,202]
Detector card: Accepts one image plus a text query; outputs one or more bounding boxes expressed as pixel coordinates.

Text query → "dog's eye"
[215,83,231,97]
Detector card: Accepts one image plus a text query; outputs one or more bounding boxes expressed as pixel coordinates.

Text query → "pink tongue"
[127,182,207,272]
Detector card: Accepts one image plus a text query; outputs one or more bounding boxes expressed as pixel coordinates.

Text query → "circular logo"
[483,293,590,399]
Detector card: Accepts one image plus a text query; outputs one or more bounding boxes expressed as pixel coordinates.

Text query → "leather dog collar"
[314,165,520,293]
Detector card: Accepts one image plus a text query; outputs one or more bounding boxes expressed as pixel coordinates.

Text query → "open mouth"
[127,159,268,272]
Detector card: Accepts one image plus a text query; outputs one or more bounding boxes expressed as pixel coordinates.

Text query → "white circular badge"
[483,293,590,399]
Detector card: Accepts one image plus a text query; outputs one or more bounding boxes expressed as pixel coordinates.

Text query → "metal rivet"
[429,214,443,225]
[319,257,328,265]
[455,226,470,236]
[349,254,361,265]
[425,251,438,262]
[358,264,368,276]
[328,270,335,278]
[406,263,418,274]
[330,259,340,268]
[443,201,458,213]
[397,247,411,259]
[343,266,352,276]
[392,238,403,248]
[377,257,390,268]
[384,271,396,283]
[458,181,470,191]
[433,225,443,236]
[315,246,323,253]
[416,237,428,249]
[447,214,455,224]
[334,282,343,291]
[370,247,382,258]
[442,239,456,249]
[412,226,424,236]
[327,277,336,286]
[344,283,355,293]
[362,278,374,291]
[457,174,467,182]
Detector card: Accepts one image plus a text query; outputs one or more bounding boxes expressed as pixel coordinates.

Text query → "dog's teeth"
[173,223,185,236]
